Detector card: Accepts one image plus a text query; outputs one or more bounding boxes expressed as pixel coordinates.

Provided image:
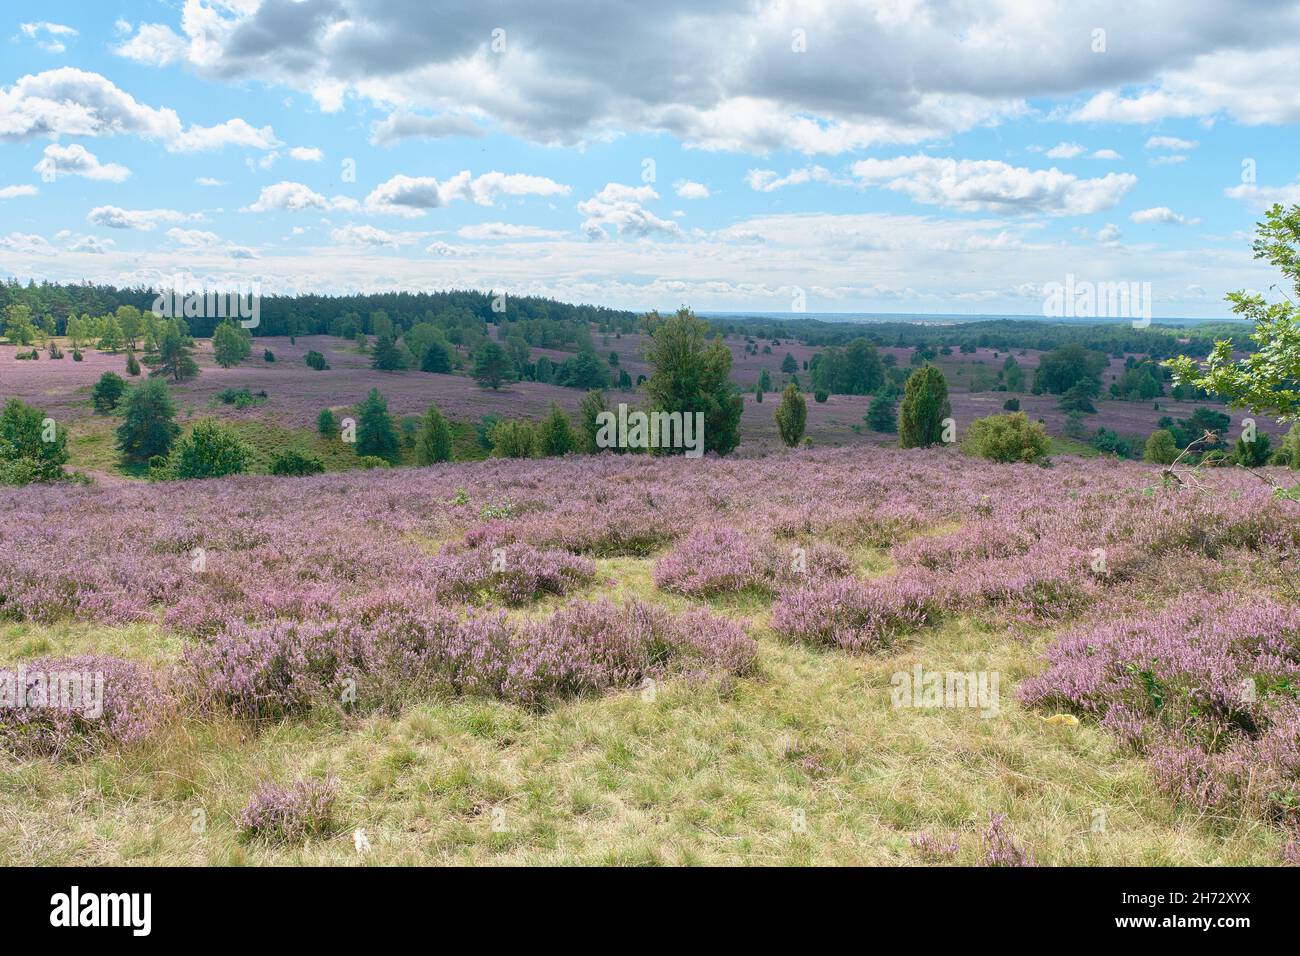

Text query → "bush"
[239,777,338,844]
[1234,432,1272,467]
[356,455,390,469]
[774,384,807,447]
[0,655,169,759]
[537,403,576,457]
[771,576,936,652]
[304,350,329,370]
[420,340,452,373]
[489,419,538,458]
[317,408,337,438]
[814,389,829,403]
[866,393,898,433]
[415,404,454,465]
[1002,397,1020,412]
[263,349,275,362]
[898,366,950,447]
[125,351,140,376]
[355,388,399,462]
[0,398,69,484]
[91,372,128,413]
[1143,428,1179,465]
[171,419,252,479]
[269,449,325,476]
[965,412,1050,464]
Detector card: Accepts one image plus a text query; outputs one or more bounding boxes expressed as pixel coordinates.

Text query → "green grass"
[0,551,1288,866]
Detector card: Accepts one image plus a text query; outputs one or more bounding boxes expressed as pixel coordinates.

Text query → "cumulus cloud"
[1146,136,1198,150]
[1045,142,1085,159]
[331,224,401,248]
[1097,223,1123,246]
[1130,206,1200,226]
[0,185,38,200]
[850,155,1136,215]
[0,233,56,254]
[362,171,569,216]
[244,181,355,213]
[0,68,279,153]
[1089,149,1122,160]
[88,205,202,230]
[674,180,710,200]
[1224,180,1300,210]
[36,144,131,183]
[578,183,681,240]
[114,23,188,66]
[288,146,323,161]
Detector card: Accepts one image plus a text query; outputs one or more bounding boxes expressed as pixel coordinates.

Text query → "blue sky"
[2,1,1298,317]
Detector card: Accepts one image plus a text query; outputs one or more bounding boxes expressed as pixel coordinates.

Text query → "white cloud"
[36,144,131,183]
[289,146,323,162]
[1225,180,1300,210]
[196,177,227,187]
[114,23,188,66]
[87,206,201,230]
[1130,206,1200,226]
[331,224,400,248]
[425,240,473,256]
[674,180,710,200]
[244,181,355,213]
[0,185,38,200]
[1097,223,1122,246]
[1150,155,1187,166]
[1145,136,1198,150]
[0,68,279,153]
[850,155,1136,215]
[578,183,681,240]
[63,233,114,254]
[363,171,569,217]
[165,228,225,248]
[745,166,837,192]
[458,222,566,240]
[1045,142,1085,159]
[1089,149,1122,160]
[0,233,55,254]
[369,112,485,146]
[19,22,77,54]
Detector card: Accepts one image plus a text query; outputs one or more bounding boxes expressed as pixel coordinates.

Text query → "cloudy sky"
[2,1,1298,317]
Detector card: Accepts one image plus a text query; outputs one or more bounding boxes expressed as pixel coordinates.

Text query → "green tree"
[305,350,329,370]
[171,419,251,479]
[355,388,399,462]
[1058,381,1099,413]
[1002,355,1026,392]
[1167,203,1300,421]
[2,304,37,346]
[557,349,609,389]
[781,352,798,375]
[98,316,124,352]
[125,351,141,376]
[898,366,951,448]
[774,384,807,448]
[115,305,143,352]
[577,390,610,453]
[1143,428,1179,465]
[537,403,577,457]
[965,412,1050,464]
[758,368,772,392]
[146,326,199,382]
[0,399,68,484]
[866,393,898,433]
[212,320,252,368]
[116,379,180,463]
[92,372,127,413]
[1235,431,1272,466]
[370,333,408,371]
[420,340,452,373]
[1033,343,1107,395]
[317,408,338,437]
[415,403,454,464]
[473,341,513,389]
[1284,422,1300,470]
[642,307,743,456]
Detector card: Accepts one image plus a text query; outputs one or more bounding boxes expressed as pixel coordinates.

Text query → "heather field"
[2,446,1297,865]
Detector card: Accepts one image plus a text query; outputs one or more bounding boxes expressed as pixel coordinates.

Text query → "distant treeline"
[711,316,1240,359]
[0,279,639,341]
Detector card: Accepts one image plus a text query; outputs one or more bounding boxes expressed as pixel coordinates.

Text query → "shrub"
[771,576,936,652]
[980,814,1035,867]
[1284,423,1300,471]
[420,340,452,373]
[1002,397,1020,412]
[355,388,399,462]
[415,404,454,465]
[866,393,898,433]
[71,349,83,361]
[489,419,538,458]
[1143,428,1179,465]
[304,350,329,370]
[0,398,69,484]
[898,367,950,447]
[171,419,252,479]
[212,320,252,368]
[965,412,1050,464]
[269,449,325,476]
[1234,431,1272,467]
[263,349,275,362]
[653,527,851,597]
[814,389,829,403]
[356,455,391,469]
[92,372,128,413]
[125,351,141,375]
[537,403,576,457]
[317,408,337,438]
[430,543,595,605]
[0,655,169,759]
[774,384,807,447]
[239,777,338,844]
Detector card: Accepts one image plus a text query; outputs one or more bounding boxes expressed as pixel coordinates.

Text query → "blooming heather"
[239,776,339,844]
[771,575,937,652]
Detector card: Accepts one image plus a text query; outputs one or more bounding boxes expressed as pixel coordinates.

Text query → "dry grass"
[0,553,1286,866]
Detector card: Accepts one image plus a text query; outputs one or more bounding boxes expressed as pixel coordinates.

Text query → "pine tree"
[642,308,743,456]
[146,327,199,382]
[866,393,898,433]
[473,341,512,389]
[537,403,576,457]
[370,333,408,371]
[420,340,452,373]
[355,388,399,462]
[317,408,338,438]
[92,372,127,413]
[212,320,252,368]
[116,379,180,463]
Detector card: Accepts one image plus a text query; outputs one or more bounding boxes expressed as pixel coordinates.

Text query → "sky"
[1,1,1298,318]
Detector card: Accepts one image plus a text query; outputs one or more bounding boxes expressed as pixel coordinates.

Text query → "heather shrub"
[771,575,937,652]
[269,449,325,476]
[239,776,339,844]
[980,813,1035,867]
[0,655,170,759]
[653,527,850,597]
[429,543,596,605]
